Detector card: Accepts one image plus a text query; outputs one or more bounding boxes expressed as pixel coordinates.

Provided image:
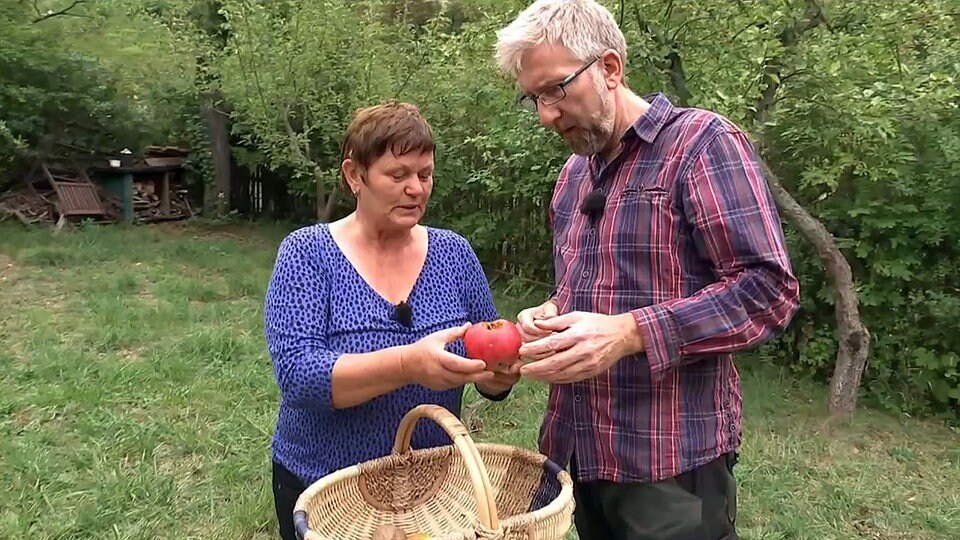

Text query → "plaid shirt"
[540,93,799,483]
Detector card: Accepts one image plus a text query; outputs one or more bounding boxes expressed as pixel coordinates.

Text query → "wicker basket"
[293,404,575,540]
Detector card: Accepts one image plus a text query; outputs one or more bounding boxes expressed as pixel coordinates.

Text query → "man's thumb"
[533,312,576,331]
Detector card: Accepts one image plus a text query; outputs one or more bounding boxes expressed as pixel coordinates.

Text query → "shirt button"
[574,395,582,403]
[581,270,589,278]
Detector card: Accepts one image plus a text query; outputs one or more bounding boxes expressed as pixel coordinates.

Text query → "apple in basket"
[463,319,522,372]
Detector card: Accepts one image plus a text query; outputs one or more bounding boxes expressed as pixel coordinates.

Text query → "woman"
[263,101,520,540]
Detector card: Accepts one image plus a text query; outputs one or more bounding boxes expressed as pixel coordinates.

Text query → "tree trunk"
[647,0,872,419]
[315,167,324,222]
[313,166,338,222]
[760,162,871,419]
[191,1,232,218]
[200,90,232,217]
[283,106,338,223]
[751,1,872,420]
[323,189,338,222]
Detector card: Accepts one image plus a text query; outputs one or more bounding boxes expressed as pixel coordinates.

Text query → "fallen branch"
[0,202,39,226]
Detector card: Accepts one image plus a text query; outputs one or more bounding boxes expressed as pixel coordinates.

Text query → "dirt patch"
[0,253,14,278]
[153,220,288,248]
[151,221,195,237]
[0,257,21,291]
[156,221,254,241]
[118,346,146,363]
[9,407,33,432]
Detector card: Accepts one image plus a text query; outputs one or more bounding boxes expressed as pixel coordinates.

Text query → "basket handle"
[393,404,500,530]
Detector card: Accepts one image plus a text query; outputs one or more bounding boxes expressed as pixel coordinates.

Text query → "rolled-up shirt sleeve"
[632,129,800,381]
[264,229,341,410]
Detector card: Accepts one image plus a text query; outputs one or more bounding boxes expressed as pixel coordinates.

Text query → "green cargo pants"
[569,452,738,540]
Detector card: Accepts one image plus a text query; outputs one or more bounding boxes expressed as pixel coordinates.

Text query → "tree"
[192,0,233,217]
[216,0,401,222]
[622,0,960,419]
[0,0,156,182]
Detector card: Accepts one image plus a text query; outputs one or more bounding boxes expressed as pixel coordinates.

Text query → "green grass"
[1,220,958,539]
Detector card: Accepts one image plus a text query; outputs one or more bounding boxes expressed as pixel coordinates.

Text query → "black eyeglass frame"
[517,56,600,111]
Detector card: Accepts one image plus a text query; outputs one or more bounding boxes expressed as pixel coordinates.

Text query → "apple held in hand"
[463,319,522,371]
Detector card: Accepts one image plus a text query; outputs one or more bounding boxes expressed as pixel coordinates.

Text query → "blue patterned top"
[264,223,499,485]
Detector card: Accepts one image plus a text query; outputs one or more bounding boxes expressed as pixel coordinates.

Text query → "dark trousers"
[570,453,738,540]
[272,461,306,540]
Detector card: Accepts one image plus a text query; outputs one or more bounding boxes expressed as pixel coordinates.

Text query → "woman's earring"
[352,188,359,198]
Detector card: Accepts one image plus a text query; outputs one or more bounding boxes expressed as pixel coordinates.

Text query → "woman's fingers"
[437,351,487,374]
[429,323,471,344]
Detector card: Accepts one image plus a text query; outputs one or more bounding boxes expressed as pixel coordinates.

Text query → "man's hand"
[516,299,559,343]
[517,311,645,384]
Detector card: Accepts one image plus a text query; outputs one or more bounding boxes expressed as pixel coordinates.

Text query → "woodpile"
[0,158,193,226]
[132,181,193,221]
[0,186,55,225]
[0,165,120,225]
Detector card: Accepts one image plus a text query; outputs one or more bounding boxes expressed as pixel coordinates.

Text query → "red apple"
[463,319,522,371]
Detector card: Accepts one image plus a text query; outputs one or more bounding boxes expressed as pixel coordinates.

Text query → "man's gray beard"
[566,85,615,157]
[567,122,611,156]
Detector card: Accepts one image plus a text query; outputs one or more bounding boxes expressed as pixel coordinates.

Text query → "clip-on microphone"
[580,189,606,224]
[393,300,413,327]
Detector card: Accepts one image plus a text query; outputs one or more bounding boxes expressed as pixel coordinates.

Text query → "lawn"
[1,220,958,540]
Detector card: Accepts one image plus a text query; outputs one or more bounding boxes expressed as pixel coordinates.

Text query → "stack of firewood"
[132,181,192,221]
[133,181,158,216]
[1,161,194,225]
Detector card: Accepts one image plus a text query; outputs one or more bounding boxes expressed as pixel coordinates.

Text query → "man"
[494,1,800,539]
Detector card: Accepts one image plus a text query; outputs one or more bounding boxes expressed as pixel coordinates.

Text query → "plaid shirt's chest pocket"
[603,183,686,302]
[609,185,675,250]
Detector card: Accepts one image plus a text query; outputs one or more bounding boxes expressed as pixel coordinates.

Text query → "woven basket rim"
[476,443,574,530]
[293,442,574,538]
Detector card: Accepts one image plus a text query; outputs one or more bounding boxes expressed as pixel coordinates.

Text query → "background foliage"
[2,0,958,419]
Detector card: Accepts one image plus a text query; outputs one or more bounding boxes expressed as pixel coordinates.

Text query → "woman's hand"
[476,362,521,397]
[400,323,497,391]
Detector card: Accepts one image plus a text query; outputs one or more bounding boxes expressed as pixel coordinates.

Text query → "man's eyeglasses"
[517,56,599,111]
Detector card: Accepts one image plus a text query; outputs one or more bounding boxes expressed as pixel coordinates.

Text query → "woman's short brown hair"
[340,101,435,192]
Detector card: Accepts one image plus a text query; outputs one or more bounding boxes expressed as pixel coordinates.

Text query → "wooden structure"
[1,147,194,226]
[44,164,104,218]
[87,146,192,223]
[0,160,110,225]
